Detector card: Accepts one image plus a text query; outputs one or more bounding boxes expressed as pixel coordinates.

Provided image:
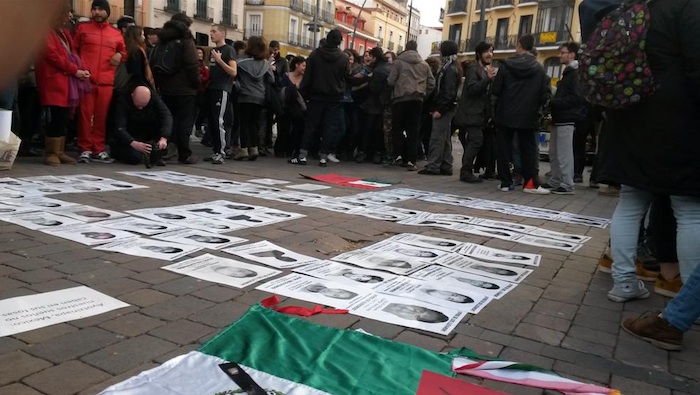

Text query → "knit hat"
[326,29,342,47]
[92,0,111,16]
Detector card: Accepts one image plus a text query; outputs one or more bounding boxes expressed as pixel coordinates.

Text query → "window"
[448,23,463,42]
[519,15,533,37]
[196,0,208,19]
[195,32,209,46]
[247,14,262,37]
[495,18,509,48]
[544,57,562,78]
[359,44,365,55]
[536,3,573,32]
[378,25,383,38]
[290,17,298,35]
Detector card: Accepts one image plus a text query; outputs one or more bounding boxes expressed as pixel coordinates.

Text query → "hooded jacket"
[236,56,274,105]
[73,20,126,86]
[299,43,348,102]
[154,20,199,96]
[491,52,551,130]
[431,57,460,115]
[387,50,435,103]
[550,61,587,124]
[453,62,492,127]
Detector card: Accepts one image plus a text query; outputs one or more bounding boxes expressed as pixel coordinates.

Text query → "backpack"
[149,39,182,77]
[578,0,658,109]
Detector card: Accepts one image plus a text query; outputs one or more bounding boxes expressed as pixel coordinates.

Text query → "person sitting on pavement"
[112,85,172,166]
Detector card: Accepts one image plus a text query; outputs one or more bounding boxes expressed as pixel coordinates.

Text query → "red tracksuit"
[73,20,126,154]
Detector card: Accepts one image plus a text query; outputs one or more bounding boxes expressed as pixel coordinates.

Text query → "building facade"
[347,0,409,53]
[407,4,420,43]
[335,0,380,55]
[437,0,582,80]
[152,0,245,46]
[416,25,442,59]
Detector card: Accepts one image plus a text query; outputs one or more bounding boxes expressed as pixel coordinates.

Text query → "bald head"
[131,86,152,109]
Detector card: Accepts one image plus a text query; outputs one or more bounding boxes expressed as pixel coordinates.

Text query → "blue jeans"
[664,262,700,331]
[611,185,700,284]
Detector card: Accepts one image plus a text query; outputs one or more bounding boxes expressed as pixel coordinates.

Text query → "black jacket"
[155,20,199,96]
[114,89,172,145]
[454,62,491,127]
[299,44,348,102]
[550,63,587,124]
[432,58,459,114]
[599,0,700,196]
[492,53,551,129]
[362,60,392,115]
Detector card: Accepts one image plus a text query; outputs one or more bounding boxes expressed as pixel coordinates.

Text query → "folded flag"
[100,304,454,395]
[300,173,397,189]
[452,349,621,395]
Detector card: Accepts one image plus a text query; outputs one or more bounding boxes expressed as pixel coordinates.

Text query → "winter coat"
[155,20,199,96]
[431,58,460,114]
[454,62,492,127]
[236,56,274,105]
[387,50,435,103]
[550,62,587,124]
[363,60,392,115]
[113,88,172,145]
[73,20,126,86]
[491,53,551,130]
[599,0,700,197]
[299,44,349,102]
[36,29,79,107]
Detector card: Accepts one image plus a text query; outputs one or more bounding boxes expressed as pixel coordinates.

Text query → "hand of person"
[156,137,167,150]
[432,111,442,119]
[130,140,152,154]
[487,67,497,80]
[74,70,89,79]
[211,49,222,62]
[109,53,122,67]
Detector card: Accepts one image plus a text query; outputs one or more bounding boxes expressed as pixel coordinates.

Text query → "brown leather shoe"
[597,252,659,281]
[654,274,682,298]
[621,311,683,351]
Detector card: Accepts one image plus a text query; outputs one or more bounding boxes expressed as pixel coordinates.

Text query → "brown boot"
[248,146,259,161]
[232,147,248,161]
[57,137,76,164]
[44,137,61,166]
[621,311,683,351]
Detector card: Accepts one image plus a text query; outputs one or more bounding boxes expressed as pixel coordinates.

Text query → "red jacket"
[73,20,126,86]
[35,29,79,107]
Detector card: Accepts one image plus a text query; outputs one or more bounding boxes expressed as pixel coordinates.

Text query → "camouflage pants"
[383,105,393,159]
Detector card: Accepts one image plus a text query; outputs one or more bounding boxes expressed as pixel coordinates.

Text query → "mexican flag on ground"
[301,173,397,189]
[99,304,454,395]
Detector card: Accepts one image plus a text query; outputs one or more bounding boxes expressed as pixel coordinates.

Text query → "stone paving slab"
[0,143,697,394]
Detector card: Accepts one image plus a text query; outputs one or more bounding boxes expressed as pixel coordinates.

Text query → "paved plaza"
[0,139,697,395]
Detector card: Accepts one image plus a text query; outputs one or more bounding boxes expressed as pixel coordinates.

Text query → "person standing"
[290,30,348,167]
[387,40,435,171]
[155,12,200,164]
[454,42,496,183]
[545,42,587,195]
[418,41,461,176]
[204,25,237,164]
[194,47,209,137]
[491,34,551,193]
[356,47,390,164]
[123,26,154,88]
[35,3,91,166]
[73,0,126,163]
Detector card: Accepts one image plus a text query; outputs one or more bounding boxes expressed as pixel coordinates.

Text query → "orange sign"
[539,31,558,44]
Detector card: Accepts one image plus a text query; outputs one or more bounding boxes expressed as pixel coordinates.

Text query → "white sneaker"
[92,151,114,163]
[78,151,92,163]
[523,186,551,195]
[327,153,340,163]
[211,153,224,164]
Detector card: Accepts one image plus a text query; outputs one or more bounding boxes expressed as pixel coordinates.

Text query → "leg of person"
[294,100,322,164]
[391,102,408,164]
[291,118,305,158]
[402,101,423,171]
[664,261,700,331]
[438,110,455,174]
[460,125,484,182]
[670,195,700,283]
[369,113,385,163]
[319,102,343,166]
[548,126,561,188]
[77,86,97,162]
[274,114,291,157]
[648,196,681,296]
[479,127,498,179]
[91,85,114,162]
[110,143,143,165]
[210,89,229,164]
[17,86,40,155]
[554,124,575,193]
[248,104,263,160]
[162,95,197,164]
[495,127,515,190]
[573,119,590,182]
[511,133,522,185]
[418,113,432,160]
[382,105,393,163]
[519,129,548,194]
[44,106,74,165]
[608,185,654,302]
[421,112,451,174]
[235,102,253,160]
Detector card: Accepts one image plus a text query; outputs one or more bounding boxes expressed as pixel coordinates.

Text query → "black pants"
[475,125,497,174]
[275,114,305,157]
[45,106,70,138]
[111,144,143,165]
[391,100,423,164]
[359,111,384,156]
[458,125,484,177]
[205,88,230,156]
[574,117,594,178]
[162,95,196,161]
[337,102,358,157]
[17,86,41,146]
[418,112,432,158]
[647,195,678,262]
[300,100,342,156]
[238,102,263,148]
[496,127,538,187]
[194,92,207,130]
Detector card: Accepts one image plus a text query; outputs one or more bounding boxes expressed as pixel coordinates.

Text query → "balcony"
[377,38,384,47]
[165,0,184,13]
[492,0,515,8]
[439,8,444,22]
[446,0,468,15]
[302,1,314,16]
[321,10,334,23]
[475,0,491,11]
[397,45,404,53]
[221,11,239,28]
[518,0,538,6]
[245,0,264,4]
[534,30,568,46]
[195,6,215,22]
[244,28,263,39]
[289,33,302,46]
[290,0,302,12]
[489,34,518,50]
[300,36,314,49]
[388,41,395,50]
[431,38,479,54]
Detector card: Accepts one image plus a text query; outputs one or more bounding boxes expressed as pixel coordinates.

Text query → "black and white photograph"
[152,229,247,250]
[0,211,84,230]
[256,273,368,309]
[100,217,186,236]
[293,260,398,289]
[372,277,492,314]
[434,255,533,283]
[409,265,517,299]
[41,223,140,246]
[95,239,202,261]
[50,204,129,223]
[331,249,429,275]
[224,241,321,269]
[162,254,280,289]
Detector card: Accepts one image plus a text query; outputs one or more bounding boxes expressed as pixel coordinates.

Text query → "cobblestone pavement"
[0,138,697,395]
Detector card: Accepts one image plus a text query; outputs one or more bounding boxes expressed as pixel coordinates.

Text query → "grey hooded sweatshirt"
[387,50,435,104]
[236,56,274,105]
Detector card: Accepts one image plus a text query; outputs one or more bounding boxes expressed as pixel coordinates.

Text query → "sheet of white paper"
[0,211,85,230]
[330,250,429,275]
[224,241,320,269]
[95,238,202,261]
[0,286,129,337]
[362,240,451,263]
[409,265,517,299]
[162,254,280,288]
[248,178,290,185]
[372,277,492,314]
[293,260,399,289]
[459,243,541,266]
[1,196,79,210]
[387,233,466,253]
[99,217,186,236]
[41,224,140,246]
[50,205,129,223]
[0,110,12,141]
[433,255,532,283]
[286,183,331,191]
[152,229,247,250]
[256,273,369,309]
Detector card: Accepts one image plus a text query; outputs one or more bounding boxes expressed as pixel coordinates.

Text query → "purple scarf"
[68,53,91,112]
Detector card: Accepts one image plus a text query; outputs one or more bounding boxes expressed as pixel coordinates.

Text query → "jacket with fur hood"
[154,20,199,96]
[299,43,348,102]
[387,50,435,103]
